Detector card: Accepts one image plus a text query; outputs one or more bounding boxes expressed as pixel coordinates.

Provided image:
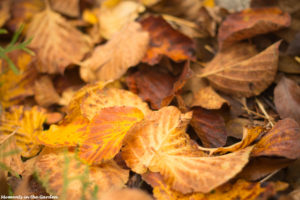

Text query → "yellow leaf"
[122,106,252,193]
[26,6,91,74]
[80,22,149,82]
[38,116,89,147]
[79,106,144,164]
[35,148,129,199]
[0,106,46,157]
[80,88,151,120]
[98,1,145,39]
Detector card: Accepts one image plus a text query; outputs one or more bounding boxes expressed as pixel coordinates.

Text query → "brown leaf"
[218,7,290,49]
[252,118,300,159]
[140,16,196,65]
[80,87,150,120]
[274,76,300,125]
[101,188,153,200]
[26,6,91,74]
[34,76,60,107]
[80,21,149,82]
[122,106,252,193]
[190,107,227,148]
[190,85,228,109]
[201,42,280,97]
[35,148,129,199]
[0,0,10,27]
[50,0,80,17]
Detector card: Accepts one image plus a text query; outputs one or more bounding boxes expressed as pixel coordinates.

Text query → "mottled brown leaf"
[201,42,280,97]
[140,16,196,65]
[190,107,227,148]
[274,76,300,125]
[218,7,290,49]
[252,118,300,159]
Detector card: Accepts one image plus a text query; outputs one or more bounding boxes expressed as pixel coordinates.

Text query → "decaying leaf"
[218,7,291,49]
[34,76,60,107]
[80,22,149,82]
[0,106,46,157]
[0,133,24,177]
[190,85,228,109]
[274,76,300,125]
[79,106,144,165]
[140,16,196,65]
[0,0,10,27]
[35,148,129,200]
[50,0,80,17]
[97,1,145,39]
[143,172,288,200]
[26,6,91,74]
[38,116,89,147]
[122,106,253,193]
[101,188,153,200]
[190,107,227,148]
[80,87,150,120]
[252,118,300,159]
[201,42,280,97]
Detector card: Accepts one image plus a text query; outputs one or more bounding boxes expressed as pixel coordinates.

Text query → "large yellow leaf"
[0,106,46,157]
[38,116,89,147]
[79,106,144,165]
[35,148,129,200]
[97,1,145,39]
[26,6,91,74]
[80,88,151,120]
[80,22,149,82]
[122,106,252,193]
[143,172,288,200]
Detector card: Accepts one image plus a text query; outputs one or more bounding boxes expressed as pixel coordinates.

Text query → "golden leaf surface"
[38,116,89,147]
[97,1,145,39]
[122,106,252,193]
[80,22,149,82]
[252,118,300,159]
[201,42,280,97]
[26,6,91,74]
[0,106,46,157]
[35,148,129,200]
[143,172,288,200]
[79,106,144,165]
[80,88,151,120]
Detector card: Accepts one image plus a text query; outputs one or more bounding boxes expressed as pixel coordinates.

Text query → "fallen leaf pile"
[0,0,300,199]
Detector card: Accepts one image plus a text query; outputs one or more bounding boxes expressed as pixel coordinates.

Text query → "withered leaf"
[80,22,149,82]
[0,106,46,157]
[0,0,10,27]
[140,16,196,65]
[101,188,153,200]
[50,0,80,17]
[79,106,144,165]
[143,172,288,200]
[274,76,300,125]
[26,6,91,74]
[122,106,252,193]
[201,42,280,97]
[80,88,150,120]
[35,148,129,200]
[218,7,291,49]
[34,76,60,107]
[252,118,300,159]
[190,107,227,148]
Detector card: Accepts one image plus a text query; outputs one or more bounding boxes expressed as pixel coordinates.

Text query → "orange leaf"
[122,106,252,193]
[190,107,227,148]
[80,88,150,120]
[143,172,288,200]
[35,148,129,199]
[251,118,300,159]
[0,106,46,157]
[218,7,290,49]
[101,188,153,200]
[79,106,144,165]
[201,42,280,97]
[38,116,89,147]
[140,16,196,65]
